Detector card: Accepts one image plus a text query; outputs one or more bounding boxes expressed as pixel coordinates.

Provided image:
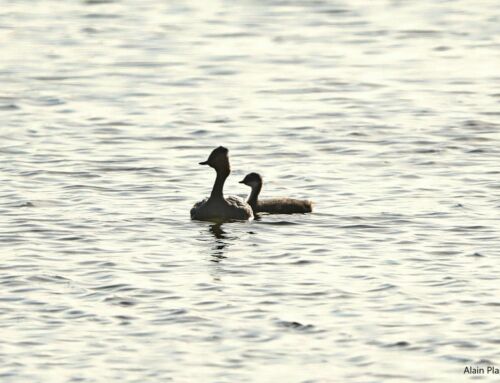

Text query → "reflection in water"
[209,223,229,262]
[209,223,226,239]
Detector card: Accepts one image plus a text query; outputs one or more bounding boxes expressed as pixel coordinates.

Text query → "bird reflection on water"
[206,221,258,263]
[208,223,229,262]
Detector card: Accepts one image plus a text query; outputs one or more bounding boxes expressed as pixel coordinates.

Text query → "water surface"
[1,0,500,382]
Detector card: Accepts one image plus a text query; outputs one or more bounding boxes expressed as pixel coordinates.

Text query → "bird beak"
[199,161,209,165]
[239,180,245,184]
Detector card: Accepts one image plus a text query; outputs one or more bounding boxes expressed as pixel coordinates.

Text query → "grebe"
[239,172,312,214]
[191,147,253,222]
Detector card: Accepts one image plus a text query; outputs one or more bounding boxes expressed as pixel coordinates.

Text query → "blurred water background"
[1,0,500,382]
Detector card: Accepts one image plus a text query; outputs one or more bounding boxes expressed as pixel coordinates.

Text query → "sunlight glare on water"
[1,0,500,382]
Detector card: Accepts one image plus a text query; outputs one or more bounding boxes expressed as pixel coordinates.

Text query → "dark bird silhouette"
[191,147,253,222]
[239,172,313,214]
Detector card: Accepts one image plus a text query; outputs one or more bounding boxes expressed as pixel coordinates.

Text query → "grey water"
[1,0,500,382]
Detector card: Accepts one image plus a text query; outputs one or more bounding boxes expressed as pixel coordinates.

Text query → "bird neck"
[247,183,262,208]
[210,168,229,200]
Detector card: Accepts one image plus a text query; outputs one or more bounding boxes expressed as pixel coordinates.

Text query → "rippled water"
[2,0,500,382]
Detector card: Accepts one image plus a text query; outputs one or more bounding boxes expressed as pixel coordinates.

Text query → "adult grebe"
[239,172,312,214]
[191,147,253,222]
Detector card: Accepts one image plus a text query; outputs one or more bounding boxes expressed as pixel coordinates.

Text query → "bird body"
[253,197,312,214]
[190,195,253,221]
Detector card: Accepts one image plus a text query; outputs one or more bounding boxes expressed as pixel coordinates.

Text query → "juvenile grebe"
[191,147,253,222]
[239,172,312,214]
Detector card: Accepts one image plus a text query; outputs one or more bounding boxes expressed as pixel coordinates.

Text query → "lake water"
[1,0,500,382]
